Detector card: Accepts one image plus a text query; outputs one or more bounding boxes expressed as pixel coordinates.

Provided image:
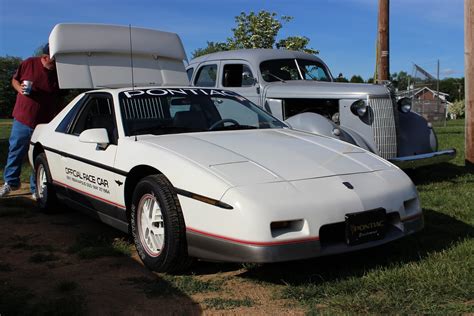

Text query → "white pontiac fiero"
[29,87,423,272]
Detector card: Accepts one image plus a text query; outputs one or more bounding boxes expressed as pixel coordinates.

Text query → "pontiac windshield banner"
[121,88,239,98]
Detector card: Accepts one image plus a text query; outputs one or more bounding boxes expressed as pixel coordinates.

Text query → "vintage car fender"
[284,112,375,152]
[398,111,437,155]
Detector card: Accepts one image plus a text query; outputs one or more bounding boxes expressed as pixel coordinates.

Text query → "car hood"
[139,129,394,186]
[263,80,390,99]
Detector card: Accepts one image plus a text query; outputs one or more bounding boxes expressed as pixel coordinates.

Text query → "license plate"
[345,208,386,246]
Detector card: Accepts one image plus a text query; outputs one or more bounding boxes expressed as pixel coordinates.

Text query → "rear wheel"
[131,174,192,272]
[34,153,58,211]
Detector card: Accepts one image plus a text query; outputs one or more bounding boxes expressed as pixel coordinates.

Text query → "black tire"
[131,174,192,273]
[34,153,58,211]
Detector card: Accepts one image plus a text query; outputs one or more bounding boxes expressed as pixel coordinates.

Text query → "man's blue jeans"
[3,119,36,193]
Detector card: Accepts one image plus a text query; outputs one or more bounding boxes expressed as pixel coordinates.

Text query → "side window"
[222,64,255,87]
[186,68,194,82]
[56,95,87,133]
[194,64,217,87]
[70,95,117,144]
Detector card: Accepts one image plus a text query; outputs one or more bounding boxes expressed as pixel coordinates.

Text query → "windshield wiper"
[265,72,286,83]
[211,125,258,131]
[131,126,162,136]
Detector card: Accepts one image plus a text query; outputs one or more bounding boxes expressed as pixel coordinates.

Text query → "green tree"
[0,56,22,117]
[276,36,319,54]
[335,73,349,83]
[192,10,317,58]
[448,99,465,118]
[191,41,229,59]
[350,75,364,83]
[439,77,464,102]
[228,11,291,49]
[391,71,412,91]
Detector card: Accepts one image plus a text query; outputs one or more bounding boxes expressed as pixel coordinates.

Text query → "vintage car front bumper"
[389,148,457,169]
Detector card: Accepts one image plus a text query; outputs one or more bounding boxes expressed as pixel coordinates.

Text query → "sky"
[0,0,465,80]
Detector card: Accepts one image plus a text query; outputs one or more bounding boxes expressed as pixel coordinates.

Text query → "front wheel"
[131,174,192,273]
[34,153,58,211]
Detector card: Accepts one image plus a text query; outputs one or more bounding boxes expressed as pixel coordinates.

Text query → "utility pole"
[377,0,390,82]
[466,0,474,166]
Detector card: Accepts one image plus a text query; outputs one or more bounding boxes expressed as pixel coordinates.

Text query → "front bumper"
[389,148,457,169]
[186,214,424,263]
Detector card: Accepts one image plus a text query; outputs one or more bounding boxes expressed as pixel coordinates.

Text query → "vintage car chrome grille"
[369,97,398,159]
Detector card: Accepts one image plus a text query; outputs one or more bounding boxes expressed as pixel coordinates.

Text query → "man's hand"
[12,78,25,95]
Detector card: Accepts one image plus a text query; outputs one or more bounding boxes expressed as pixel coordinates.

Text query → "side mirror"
[242,71,257,85]
[79,128,110,150]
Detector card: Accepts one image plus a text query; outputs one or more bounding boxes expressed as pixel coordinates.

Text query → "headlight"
[351,99,368,117]
[397,97,412,113]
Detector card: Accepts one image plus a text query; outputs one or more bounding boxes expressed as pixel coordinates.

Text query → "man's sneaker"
[31,193,38,201]
[0,183,20,198]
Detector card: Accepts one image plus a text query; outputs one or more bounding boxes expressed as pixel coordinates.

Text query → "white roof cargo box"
[49,23,189,89]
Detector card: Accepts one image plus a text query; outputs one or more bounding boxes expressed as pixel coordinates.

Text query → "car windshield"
[260,59,331,82]
[119,88,287,136]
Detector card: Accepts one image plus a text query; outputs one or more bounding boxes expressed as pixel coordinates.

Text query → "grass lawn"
[0,118,13,140]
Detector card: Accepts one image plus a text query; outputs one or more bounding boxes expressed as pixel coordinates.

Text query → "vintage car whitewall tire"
[34,153,58,211]
[131,174,191,272]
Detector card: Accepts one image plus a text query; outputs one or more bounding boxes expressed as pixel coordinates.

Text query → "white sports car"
[28,23,423,272]
[29,86,423,272]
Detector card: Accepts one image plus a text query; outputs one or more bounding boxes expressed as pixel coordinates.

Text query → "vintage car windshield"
[119,88,286,136]
[260,59,331,82]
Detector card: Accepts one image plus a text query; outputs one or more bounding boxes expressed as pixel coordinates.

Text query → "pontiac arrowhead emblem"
[115,180,123,186]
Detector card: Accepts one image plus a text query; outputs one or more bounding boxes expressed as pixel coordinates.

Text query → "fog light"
[351,100,368,117]
[270,219,305,238]
[397,97,412,113]
[271,221,291,229]
[332,128,341,136]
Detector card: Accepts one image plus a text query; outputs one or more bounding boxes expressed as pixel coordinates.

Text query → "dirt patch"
[0,185,304,315]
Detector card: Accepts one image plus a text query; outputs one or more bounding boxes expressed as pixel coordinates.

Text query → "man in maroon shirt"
[1,44,62,199]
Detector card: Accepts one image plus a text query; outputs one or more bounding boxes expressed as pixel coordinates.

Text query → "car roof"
[188,49,325,66]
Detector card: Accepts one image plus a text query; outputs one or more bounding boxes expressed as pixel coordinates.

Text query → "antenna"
[129,24,135,90]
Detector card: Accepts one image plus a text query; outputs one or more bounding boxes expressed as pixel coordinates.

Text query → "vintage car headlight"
[351,100,368,117]
[397,97,412,113]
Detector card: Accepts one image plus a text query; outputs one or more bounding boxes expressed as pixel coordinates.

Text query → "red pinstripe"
[53,180,126,209]
[186,227,319,246]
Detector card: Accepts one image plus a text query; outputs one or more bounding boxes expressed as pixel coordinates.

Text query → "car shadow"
[405,162,473,185]
[203,209,473,285]
[0,198,203,315]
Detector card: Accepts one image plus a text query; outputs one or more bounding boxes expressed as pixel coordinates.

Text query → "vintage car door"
[51,92,125,222]
[218,61,261,106]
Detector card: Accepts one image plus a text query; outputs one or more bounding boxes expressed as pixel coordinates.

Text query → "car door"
[52,92,125,222]
[219,61,261,105]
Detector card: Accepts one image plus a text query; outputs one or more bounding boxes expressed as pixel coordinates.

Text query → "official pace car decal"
[65,167,111,195]
[122,88,244,100]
